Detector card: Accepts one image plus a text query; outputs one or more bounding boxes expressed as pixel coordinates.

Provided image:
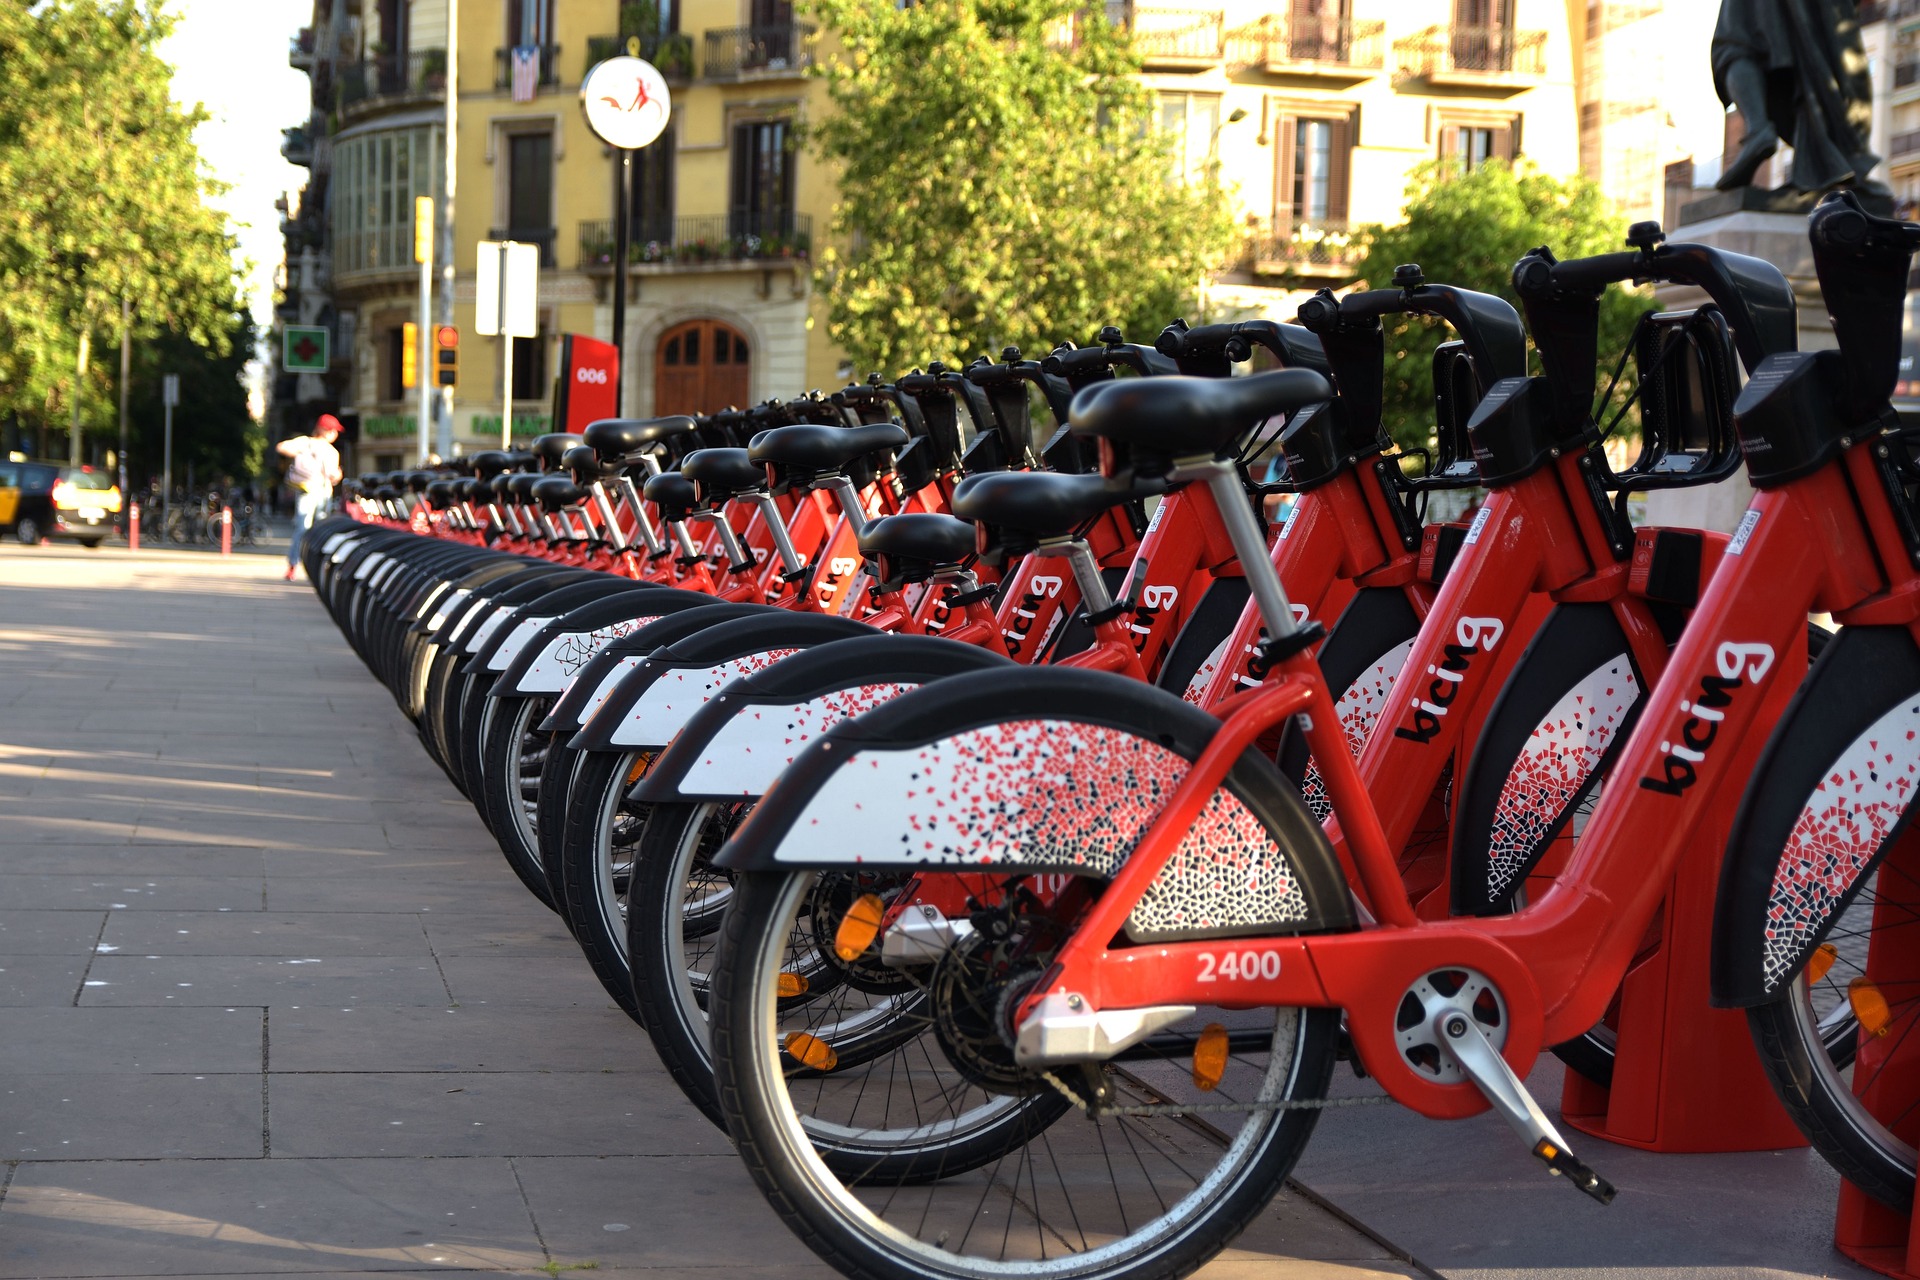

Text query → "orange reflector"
[833,893,885,962]
[778,972,809,998]
[625,754,651,785]
[784,1031,839,1071]
[1807,943,1839,985]
[1850,977,1895,1038]
[1192,1022,1229,1092]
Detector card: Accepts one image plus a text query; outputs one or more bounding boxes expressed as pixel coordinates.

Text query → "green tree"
[1355,159,1644,449]
[0,1,239,459]
[805,0,1239,374]
[126,298,259,492]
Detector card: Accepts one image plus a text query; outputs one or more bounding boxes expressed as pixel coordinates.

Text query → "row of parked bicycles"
[300,190,1920,1279]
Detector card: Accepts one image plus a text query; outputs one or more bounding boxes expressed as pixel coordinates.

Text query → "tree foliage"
[0,0,240,450]
[805,0,1239,374]
[125,293,260,489]
[1355,160,1644,449]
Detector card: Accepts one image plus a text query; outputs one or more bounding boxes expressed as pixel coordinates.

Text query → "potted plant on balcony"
[421,48,447,92]
[653,33,695,78]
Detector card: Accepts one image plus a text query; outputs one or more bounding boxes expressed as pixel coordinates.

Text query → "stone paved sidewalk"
[0,544,1422,1279]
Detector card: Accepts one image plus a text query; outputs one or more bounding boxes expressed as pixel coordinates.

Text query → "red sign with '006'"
[554,334,620,432]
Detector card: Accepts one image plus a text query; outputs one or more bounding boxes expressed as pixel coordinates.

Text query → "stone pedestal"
[1641,209,1831,533]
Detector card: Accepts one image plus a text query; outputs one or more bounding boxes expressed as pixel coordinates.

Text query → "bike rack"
[1557,639,1811,1153]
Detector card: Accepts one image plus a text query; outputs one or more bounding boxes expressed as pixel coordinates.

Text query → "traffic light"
[434,325,458,389]
[414,196,434,264]
[401,322,418,389]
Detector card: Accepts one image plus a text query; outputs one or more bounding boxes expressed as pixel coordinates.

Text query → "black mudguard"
[571,613,877,752]
[632,634,1014,803]
[1713,625,1920,1006]
[1156,574,1254,698]
[713,666,1356,942]
[1451,602,1648,916]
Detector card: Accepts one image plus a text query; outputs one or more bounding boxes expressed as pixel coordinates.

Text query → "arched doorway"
[654,320,751,417]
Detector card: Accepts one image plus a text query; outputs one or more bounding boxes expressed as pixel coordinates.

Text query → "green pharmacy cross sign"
[283,325,329,373]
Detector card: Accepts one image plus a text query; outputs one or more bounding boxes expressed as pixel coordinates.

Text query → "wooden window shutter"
[1275,111,1297,225]
[1326,115,1352,220]
[1488,122,1513,163]
[1508,113,1524,159]
[730,124,752,215]
[1439,123,1460,164]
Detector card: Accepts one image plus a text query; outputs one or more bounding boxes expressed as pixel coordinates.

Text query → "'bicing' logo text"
[1393,617,1505,744]
[1638,642,1774,796]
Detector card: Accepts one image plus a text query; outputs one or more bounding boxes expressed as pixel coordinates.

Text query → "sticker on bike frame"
[1483,653,1638,900]
[514,616,665,694]
[1462,505,1493,545]
[1761,695,1920,992]
[1727,509,1761,556]
[487,616,558,672]
[676,682,918,796]
[1277,499,1301,540]
[606,648,803,748]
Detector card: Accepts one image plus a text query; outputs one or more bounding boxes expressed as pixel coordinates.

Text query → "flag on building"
[510,45,539,102]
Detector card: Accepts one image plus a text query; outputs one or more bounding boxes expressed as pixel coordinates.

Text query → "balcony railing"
[584,31,696,81]
[281,125,313,166]
[578,213,813,269]
[487,226,558,268]
[290,27,316,67]
[1226,14,1384,72]
[703,24,814,78]
[1106,2,1224,64]
[495,44,563,91]
[1892,128,1920,161]
[337,51,448,114]
[1394,24,1546,82]
[1899,59,1920,90]
[1246,217,1360,278]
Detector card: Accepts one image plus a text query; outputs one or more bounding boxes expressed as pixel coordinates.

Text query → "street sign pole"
[582,54,672,418]
[161,373,179,540]
[416,195,435,464]
[438,0,458,462]
[476,239,536,450]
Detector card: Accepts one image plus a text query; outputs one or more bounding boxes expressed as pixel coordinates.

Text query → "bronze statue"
[1713,0,1889,203]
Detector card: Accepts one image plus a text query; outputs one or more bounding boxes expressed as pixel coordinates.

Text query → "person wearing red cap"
[277,414,344,580]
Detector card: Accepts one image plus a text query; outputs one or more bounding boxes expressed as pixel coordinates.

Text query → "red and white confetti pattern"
[1482,655,1637,900]
[518,616,663,693]
[1181,634,1236,706]
[1301,639,1415,821]
[679,682,917,796]
[1762,698,1920,992]
[769,718,1312,938]
[608,648,803,747]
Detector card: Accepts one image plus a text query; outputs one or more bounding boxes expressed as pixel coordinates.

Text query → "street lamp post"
[581,51,673,415]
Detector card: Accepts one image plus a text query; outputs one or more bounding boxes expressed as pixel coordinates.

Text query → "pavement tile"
[80,955,450,1007]
[0,954,86,1006]
[0,1006,263,1074]
[0,909,106,955]
[263,876,529,915]
[0,1072,262,1159]
[269,1005,653,1073]
[418,909,577,956]
[513,1154,839,1273]
[0,1157,545,1276]
[99,911,432,956]
[434,953,624,1008]
[0,845,265,877]
[267,1071,714,1158]
[0,874,263,912]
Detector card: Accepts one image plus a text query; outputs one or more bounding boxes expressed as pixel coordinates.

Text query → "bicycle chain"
[1040,1071,1391,1118]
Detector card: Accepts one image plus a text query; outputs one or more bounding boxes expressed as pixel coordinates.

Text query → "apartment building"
[280,0,1585,468]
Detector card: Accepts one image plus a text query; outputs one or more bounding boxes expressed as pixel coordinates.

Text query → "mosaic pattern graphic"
[679,682,917,796]
[517,616,663,693]
[1483,656,1638,899]
[1762,698,1920,991]
[1300,639,1415,821]
[769,718,1311,938]
[609,648,803,747]
[1181,633,1236,706]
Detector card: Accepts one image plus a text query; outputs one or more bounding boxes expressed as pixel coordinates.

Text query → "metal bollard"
[219,506,232,557]
[128,503,139,552]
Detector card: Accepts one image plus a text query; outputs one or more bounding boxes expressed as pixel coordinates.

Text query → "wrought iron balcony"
[1898,59,1920,91]
[703,24,814,78]
[1227,14,1384,75]
[1394,24,1546,87]
[487,226,558,269]
[495,44,563,92]
[578,213,813,270]
[1106,3,1224,67]
[1891,127,1920,162]
[290,27,316,68]
[584,31,695,81]
[281,124,313,167]
[1245,217,1360,280]
[336,51,448,116]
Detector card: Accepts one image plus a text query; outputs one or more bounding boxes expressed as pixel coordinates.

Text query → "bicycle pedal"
[1532,1138,1616,1205]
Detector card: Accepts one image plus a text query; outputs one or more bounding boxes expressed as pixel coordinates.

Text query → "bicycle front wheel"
[712,868,1340,1280]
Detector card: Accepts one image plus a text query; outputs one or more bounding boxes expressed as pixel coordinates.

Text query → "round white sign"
[581,56,672,150]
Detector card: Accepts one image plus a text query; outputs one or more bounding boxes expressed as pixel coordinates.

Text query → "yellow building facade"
[285,0,1584,470]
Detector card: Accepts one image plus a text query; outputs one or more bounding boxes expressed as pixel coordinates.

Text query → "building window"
[1158,92,1222,184]
[511,325,548,401]
[1437,112,1520,170]
[384,325,409,402]
[507,0,554,44]
[331,124,442,278]
[506,132,553,231]
[1273,107,1354,227]
[631,126,676,244]
[731,120,795,236]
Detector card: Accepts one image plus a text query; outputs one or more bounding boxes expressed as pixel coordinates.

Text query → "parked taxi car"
[0,461,119,547]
